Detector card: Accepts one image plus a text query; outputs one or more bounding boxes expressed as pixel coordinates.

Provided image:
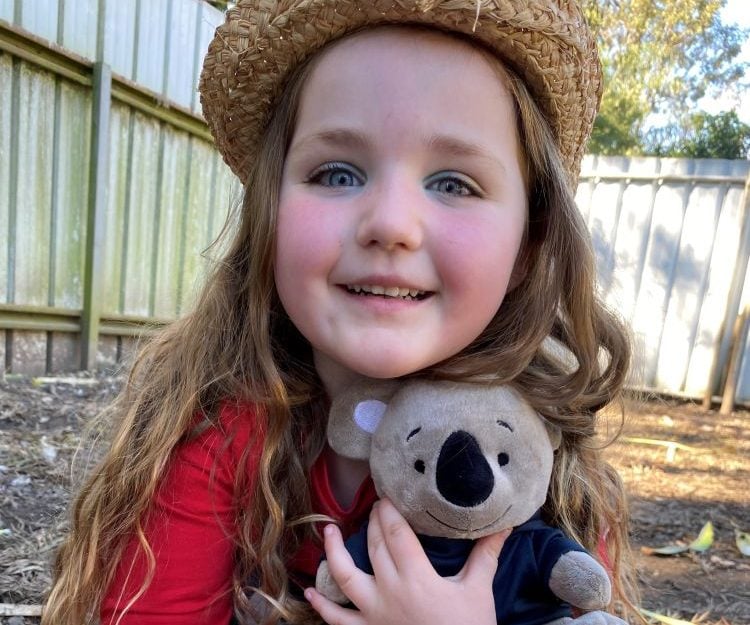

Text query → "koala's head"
[327,379,561,539]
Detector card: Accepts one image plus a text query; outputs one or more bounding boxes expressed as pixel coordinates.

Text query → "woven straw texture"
[199,0,602,185]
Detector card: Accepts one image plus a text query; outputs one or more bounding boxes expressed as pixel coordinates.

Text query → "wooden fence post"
[80,61,111,370]
[720,306,750,415]
[705,170,750,407]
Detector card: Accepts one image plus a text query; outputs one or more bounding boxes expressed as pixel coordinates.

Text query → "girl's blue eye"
[308,163,364,187]
[426,173,480,197]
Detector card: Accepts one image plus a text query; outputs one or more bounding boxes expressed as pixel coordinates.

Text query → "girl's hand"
[305,498,510,625]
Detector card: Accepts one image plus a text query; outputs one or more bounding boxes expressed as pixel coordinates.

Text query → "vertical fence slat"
[81,62,110,370]
[167,0,198,109]
[101,103,129,318]
[0,0,16,23]
[179,139,216,310]
[607,182,654,318]
[154,129,190,318]
[48,80,62,308]
[55,79,92,309]
[15,63,55,308]
[61,0,98,60]
[121,111,160,316]
[18,0,59,43]
[148,126,166,317]
[722,175,750,403]
[5,57,19,307]
[588,180,622,297]
[656,183,722,393]
[680,184,726,393]
[135,0,168,95]
[100,0,136,79]
[0,52,12,304]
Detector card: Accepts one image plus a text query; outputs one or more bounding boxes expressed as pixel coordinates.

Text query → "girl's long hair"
[43,26,637,625]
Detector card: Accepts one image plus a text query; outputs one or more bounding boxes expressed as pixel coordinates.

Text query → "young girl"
[43,1,638,624]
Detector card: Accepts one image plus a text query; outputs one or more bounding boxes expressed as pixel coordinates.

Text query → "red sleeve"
[101,402,264,625]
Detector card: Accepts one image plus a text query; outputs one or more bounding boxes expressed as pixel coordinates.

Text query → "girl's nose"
[355,177,424,251]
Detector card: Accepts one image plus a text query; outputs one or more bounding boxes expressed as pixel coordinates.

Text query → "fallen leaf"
[641,544,689,556]
[689,521,714,552]
[736,530,750,556]
[641,522,713,556]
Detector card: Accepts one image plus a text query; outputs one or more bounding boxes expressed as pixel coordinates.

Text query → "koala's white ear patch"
[353,400,387,433]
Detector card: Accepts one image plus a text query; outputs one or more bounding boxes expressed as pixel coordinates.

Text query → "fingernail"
[304,588,314,601]
[324,524,335,536]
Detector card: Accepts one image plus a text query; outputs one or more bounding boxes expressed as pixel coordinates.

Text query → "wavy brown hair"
[43,26,637,625]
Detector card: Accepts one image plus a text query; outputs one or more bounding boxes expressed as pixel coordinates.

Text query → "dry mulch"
[0,376,748,624]
[607,397,750,625]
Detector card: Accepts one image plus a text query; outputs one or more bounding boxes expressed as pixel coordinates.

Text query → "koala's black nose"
[436,430,494,507]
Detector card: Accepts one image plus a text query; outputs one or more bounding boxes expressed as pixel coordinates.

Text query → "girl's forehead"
[293,26,518,149]
[310,25,508,87]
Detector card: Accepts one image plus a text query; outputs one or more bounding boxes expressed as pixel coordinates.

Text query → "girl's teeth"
[346,284,425,299]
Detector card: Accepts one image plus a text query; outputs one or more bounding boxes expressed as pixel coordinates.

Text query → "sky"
[700,0,750,122]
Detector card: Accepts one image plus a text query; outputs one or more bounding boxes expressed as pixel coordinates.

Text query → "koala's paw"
[545,611,628,625]
[549,551,612,610]
[315,560,349,605]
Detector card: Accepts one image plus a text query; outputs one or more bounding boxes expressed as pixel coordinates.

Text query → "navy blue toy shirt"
[338,511,587,625]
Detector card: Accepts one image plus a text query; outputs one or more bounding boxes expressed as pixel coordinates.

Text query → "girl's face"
[275,28,527,390]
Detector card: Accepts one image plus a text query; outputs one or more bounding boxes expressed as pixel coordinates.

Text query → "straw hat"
[199,0,602,186]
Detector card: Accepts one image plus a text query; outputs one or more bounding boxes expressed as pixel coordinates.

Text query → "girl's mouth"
[344,284,432,301]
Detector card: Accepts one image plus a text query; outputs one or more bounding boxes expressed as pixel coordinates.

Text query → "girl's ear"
[327,379,401,460]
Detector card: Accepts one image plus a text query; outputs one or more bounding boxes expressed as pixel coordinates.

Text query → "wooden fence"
[1,1,749,405]
[577,156,750,405]
[0,0,238,372]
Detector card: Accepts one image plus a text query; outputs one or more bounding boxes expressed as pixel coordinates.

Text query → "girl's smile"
[274,27,528,390]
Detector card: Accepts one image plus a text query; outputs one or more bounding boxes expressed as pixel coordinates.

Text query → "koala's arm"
[532,527,611,611]
[315,522,372,604]
[548,550,611,611]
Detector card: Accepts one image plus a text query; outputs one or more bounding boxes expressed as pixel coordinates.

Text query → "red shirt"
[101,402,377,625]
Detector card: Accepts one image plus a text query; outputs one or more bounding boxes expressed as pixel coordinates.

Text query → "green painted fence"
[0,1,239,373]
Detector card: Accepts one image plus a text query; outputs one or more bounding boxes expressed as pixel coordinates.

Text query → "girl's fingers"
[323,524,375,609]
[462,528,511,585]
[305,587,366,625]
[374,498,430,575]
[366,501,399,580]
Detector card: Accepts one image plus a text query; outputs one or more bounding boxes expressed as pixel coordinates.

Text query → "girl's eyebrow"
[290,128,371,153]
[425,134,506,172]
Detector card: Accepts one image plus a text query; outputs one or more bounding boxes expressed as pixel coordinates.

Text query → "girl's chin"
[343,354,439,380]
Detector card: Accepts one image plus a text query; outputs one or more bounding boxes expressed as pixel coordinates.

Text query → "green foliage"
[583,0,749,157]
[646,111,750,159]
[203,0,233,11]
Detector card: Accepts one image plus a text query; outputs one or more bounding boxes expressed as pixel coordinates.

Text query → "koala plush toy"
[315,379,624,625]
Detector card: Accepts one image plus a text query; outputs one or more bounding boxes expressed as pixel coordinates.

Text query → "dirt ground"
[0,375,748,624]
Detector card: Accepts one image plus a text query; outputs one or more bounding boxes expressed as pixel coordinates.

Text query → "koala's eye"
[497,453,509,467]
[414,459,426,474]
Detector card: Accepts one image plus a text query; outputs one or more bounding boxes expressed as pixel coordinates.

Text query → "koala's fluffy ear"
[327,378,401,460]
